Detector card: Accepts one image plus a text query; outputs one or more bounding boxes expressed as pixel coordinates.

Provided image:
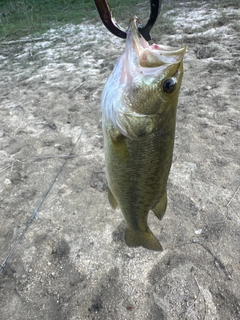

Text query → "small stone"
[4,178,12,189]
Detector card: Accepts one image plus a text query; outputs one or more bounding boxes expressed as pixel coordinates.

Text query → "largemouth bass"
[101,16,186,251]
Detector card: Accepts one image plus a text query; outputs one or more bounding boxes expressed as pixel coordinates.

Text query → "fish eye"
[162,78,176,94]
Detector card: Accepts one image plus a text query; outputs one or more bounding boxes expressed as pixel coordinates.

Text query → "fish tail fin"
[125,228,163,251]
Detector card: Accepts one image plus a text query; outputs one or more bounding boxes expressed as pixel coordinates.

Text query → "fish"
[101,16,186,251]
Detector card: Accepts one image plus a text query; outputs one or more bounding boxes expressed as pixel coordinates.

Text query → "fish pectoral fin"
[108,188,118,210]
[152,192,167,220]
[107,124,124,143]
[117,112,159,139]
[125,228,163,251]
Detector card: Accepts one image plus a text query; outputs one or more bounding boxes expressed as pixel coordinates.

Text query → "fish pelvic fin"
[152,192,167,220]
[108,187,118,210]
[125,228,163,251]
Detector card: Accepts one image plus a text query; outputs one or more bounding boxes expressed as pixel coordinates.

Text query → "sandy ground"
[0,1,240,319]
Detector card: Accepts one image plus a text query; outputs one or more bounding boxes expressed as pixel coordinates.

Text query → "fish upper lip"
[129,16,186,63]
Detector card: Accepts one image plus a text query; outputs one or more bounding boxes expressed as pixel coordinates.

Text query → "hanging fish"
[101,16,185,251]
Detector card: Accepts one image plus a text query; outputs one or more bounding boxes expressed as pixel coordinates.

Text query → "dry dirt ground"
[0,1,239,319]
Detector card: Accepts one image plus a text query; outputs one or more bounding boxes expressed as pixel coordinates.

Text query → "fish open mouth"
[129,16,186,68]
[101,15,186,136]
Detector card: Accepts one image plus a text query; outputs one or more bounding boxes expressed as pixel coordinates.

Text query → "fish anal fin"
[125,228,163,251]
[152,192,167,220]
[108,188,118,210]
